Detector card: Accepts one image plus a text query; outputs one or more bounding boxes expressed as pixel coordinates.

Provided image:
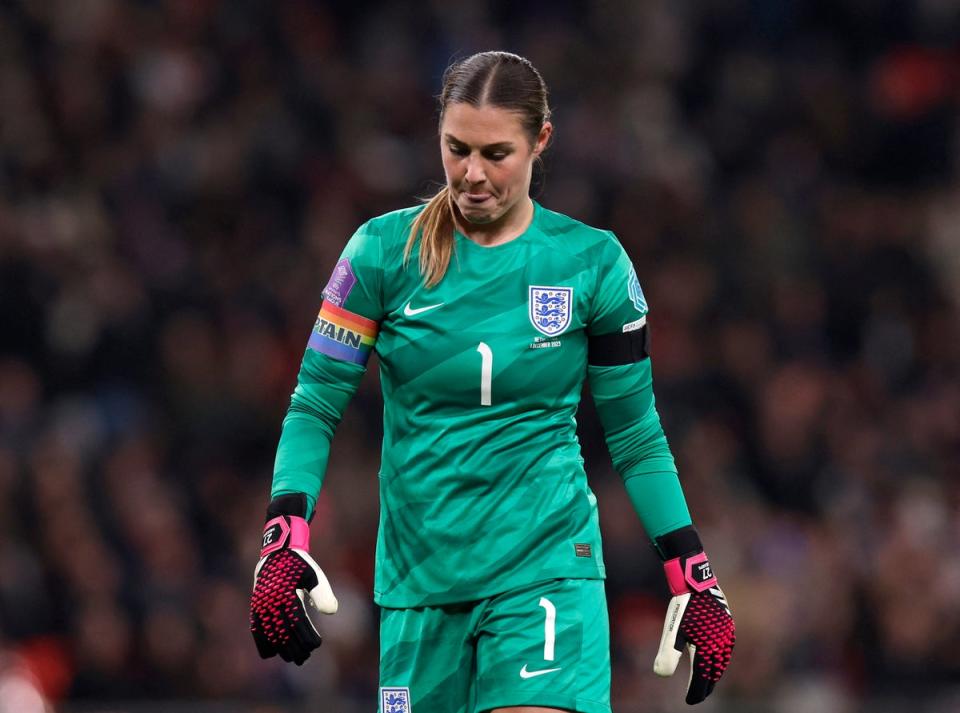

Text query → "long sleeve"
[586,233,692,540]
[588,359,691,538]
[271,350,367,516]
[270,221,385,517]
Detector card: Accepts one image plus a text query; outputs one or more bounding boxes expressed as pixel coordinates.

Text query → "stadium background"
[1,1,959,712]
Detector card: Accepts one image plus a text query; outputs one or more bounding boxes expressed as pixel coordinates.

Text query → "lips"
[463,192,492,205]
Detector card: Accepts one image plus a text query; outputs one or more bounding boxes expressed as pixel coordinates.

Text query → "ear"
[533,121,553,156]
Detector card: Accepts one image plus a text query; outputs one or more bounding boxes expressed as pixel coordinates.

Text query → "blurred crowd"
[1,1,959,712]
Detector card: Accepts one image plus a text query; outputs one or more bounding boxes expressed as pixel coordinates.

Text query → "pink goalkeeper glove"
[249,494,338,665]
[653,526,735,704]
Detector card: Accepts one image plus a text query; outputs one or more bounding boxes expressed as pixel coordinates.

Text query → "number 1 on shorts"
[539,597,556,661]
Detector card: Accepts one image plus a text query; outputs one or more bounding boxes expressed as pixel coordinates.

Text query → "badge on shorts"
[529,285,573,337]
[381,686,411,713]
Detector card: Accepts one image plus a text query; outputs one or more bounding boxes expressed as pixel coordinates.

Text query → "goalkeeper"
[249,51,735,712]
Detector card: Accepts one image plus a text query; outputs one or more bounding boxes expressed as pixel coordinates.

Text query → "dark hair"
[406,51,552,287]
[439,51,551,144]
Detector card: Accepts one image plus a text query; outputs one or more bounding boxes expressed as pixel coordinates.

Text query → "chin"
[458,200,501,225]
[461,211,497,225]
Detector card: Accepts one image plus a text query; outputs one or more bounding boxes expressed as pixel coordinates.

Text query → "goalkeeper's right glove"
[249,493,338,665]
[653,525,735,704]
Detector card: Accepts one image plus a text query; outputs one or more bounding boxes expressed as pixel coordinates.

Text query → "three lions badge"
[380,687,411,713]
[529,286,573,337]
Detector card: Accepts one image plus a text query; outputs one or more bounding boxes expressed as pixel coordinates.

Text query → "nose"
[463,153,486,185]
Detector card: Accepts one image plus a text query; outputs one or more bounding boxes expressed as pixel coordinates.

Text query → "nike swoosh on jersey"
[519,664,562,679]
[403,302,444,317]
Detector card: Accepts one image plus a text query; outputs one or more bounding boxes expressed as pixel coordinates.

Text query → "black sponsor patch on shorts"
[574,543,592,558]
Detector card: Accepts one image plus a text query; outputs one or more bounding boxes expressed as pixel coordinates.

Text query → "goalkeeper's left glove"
[653,525,735,705]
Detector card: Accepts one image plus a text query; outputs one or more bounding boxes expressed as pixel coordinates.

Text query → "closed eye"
[444,134,515,161]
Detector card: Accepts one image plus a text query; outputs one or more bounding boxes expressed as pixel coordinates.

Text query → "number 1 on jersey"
[476,342,492,406]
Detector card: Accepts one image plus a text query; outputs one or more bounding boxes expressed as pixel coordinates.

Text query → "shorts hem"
[476,692,611,713]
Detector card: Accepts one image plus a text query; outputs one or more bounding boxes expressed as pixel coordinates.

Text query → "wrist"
[654,525,718,596]
[266,492,310,520]
[261,515,310,557]
[260,493,312,557]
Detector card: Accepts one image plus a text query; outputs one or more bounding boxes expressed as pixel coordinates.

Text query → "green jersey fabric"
[272,200,691,607]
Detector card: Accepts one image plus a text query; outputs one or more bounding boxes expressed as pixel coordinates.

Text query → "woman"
[249,51,735,713]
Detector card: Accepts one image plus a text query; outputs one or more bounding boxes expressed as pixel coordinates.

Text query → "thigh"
[379,603,479,713]
[473,579,611,713]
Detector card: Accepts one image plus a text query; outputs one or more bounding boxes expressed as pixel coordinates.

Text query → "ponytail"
[404,187,455,288]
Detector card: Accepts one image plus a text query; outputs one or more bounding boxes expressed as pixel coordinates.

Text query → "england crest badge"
[529,285,573,337]
[381,686,411,713]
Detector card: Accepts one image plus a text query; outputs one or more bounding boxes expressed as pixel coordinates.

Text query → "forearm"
[589,360,691,539]
[622,471,691,540]
[272,412,334,518]
[271,348,365,517]
[613,399,691,538]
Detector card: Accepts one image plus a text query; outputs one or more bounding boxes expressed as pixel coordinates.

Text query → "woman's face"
[440,103,551,227]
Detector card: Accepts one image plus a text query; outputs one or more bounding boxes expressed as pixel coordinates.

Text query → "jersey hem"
[374,569,607,609]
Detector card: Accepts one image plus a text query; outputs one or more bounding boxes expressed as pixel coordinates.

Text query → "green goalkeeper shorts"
[378,578,611,713]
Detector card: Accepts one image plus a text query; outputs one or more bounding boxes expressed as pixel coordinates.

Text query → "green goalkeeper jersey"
[272,200,691,608]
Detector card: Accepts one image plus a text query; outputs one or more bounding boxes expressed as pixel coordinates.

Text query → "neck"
[456,197,535,247]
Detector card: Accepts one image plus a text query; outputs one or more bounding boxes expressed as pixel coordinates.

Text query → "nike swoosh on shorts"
[519,664,562,679]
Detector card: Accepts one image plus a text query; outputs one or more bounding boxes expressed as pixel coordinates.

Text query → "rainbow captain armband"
[307,302,379,365]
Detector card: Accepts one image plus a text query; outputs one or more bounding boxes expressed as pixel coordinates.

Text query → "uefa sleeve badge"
[627,265,647,314]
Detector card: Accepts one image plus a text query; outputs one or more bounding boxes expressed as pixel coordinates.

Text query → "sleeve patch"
[307,302,379,365]
[321,258,357,307]
[627,264,647,313]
